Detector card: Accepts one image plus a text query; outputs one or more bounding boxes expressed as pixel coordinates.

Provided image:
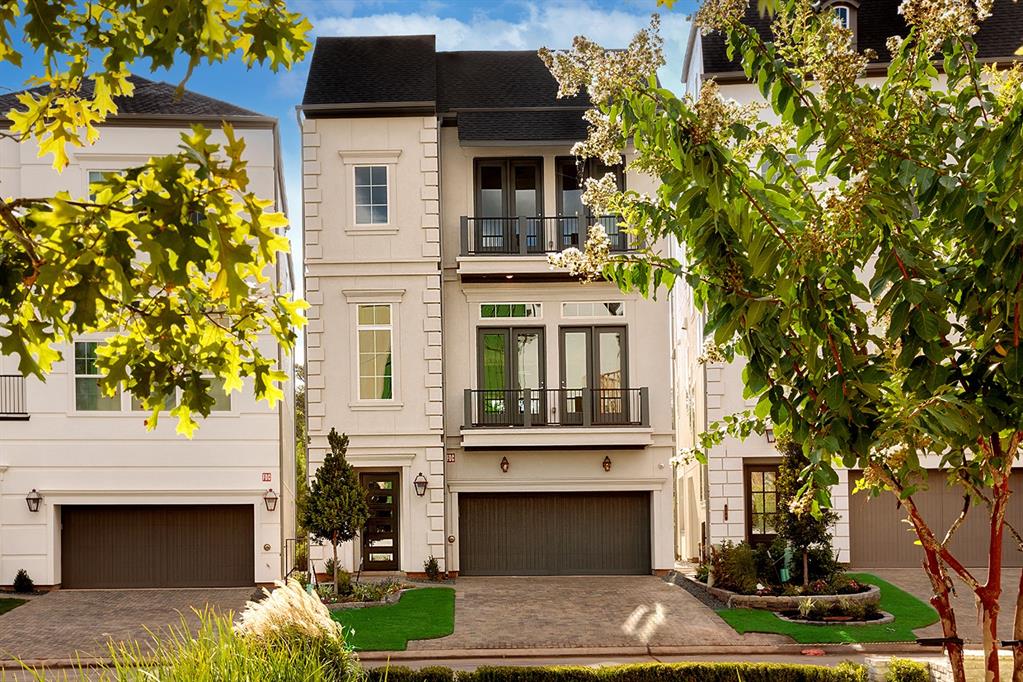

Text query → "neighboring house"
[0,76,297,589]
[675,0,1023,568]
[300,36,677,577]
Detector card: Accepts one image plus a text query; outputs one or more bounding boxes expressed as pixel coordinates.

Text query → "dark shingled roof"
[701,0,1023,76]
[0,74,264,119]
[301,36,595,142]
[302,35,436,106]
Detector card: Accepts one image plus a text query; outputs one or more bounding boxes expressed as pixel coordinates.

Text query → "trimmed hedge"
[885,658,929,682]
[366,662,867,682]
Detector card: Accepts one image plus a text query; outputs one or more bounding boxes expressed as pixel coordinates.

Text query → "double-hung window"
[74,341,121,411]
[354,166,388,225]
[357,304,394,400]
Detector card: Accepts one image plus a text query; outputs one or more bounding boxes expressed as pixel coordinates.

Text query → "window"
[480,303,541,319]
[357,304,394,400]
[130,376,229,412]
[74,341,121,411]
[555,157,626,250]
[354,166,388,225]
[833,5,850,28]
[476,327,545,425]
[745,464,780,544]
[562,302,624,318]
[560,326,628,424]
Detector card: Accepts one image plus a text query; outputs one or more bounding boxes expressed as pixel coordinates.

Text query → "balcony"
[0,374,28,420]
[460,387,652,449]
[457,215,632,279]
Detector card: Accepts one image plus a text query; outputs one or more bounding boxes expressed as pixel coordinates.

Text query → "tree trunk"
[332,532,340,597]
[981,591,1002,682]
[802,550,809,587]
[923,547,967,682]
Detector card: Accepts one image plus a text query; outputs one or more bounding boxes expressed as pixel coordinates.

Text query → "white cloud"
[307,1,691,90]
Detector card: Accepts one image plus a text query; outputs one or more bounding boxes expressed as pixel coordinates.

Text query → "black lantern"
[25,489,42,513]
[500,456,510,473]
[602,456,612,472]
[414,472,428,497]
[263,488,278,512]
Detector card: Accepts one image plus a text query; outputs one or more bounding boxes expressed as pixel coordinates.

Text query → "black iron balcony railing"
[459,215,632,257]
[0,374,28,420]
[463,387,649,428]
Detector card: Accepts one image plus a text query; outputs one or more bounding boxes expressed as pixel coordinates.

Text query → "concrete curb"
[2,642,948,669]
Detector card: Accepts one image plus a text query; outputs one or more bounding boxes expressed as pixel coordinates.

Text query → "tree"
[775,439,840,587]
[295,363,310,568]
[302,428,370,594]
[0,1,311,435]
[542,1,1023,679]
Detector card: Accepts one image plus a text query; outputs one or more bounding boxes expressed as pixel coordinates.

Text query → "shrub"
[425,555,441,580]
[706,541,759,594]
[459,662,867,682]
[367,666,455,682]
[12,569,33,593]
[884,658,929,682]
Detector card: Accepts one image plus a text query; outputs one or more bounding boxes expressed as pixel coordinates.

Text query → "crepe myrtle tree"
[302,428,370,595]
[0,1,310,436]
[542,0,1023,679]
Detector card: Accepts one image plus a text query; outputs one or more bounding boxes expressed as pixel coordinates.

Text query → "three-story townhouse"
[300,36,677,577]
[0,76,296,589]
[674,0,1023,568]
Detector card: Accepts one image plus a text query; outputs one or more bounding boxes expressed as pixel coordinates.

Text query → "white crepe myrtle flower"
[548,224,612,280]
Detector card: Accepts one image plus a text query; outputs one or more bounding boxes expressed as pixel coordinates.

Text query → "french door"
[477,327,545,425]
[559,326,628,425]
[361,472,400,571]
[475,159,543,253]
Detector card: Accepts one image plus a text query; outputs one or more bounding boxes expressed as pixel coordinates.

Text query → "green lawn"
[716,573,938,644]
[0,597,26,616]
[332,587,455,651]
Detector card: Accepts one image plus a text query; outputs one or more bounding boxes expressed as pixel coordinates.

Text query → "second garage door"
[458,492,651,575]
[61,505,255,588]
[849,471,1023,568]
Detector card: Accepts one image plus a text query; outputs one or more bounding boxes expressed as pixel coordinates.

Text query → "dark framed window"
[476,327,545,425]
[559,326,628,424]
[474,158,543,218]
[745,464,780,544]
[555,157,626,250]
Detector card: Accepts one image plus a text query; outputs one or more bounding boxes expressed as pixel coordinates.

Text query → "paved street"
[0,588,254,662]
[869,567,1023,645]
[408,576,788,650]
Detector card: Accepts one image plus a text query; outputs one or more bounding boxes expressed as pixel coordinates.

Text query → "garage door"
[458,492,651,575]
[849,471,1023,568]
[61,505,254,588]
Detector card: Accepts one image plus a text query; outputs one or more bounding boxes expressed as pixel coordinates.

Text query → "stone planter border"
[775,610,895,627]
[676,573,881,612]
[324,587,412,611]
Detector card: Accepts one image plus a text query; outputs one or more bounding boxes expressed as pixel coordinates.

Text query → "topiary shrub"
[425,555,441,581]
[12,569,33,593]
[884,658,929,682]
[366,666,455,682]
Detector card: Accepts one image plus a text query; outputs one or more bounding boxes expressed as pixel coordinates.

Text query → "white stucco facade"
[0,119,296,587]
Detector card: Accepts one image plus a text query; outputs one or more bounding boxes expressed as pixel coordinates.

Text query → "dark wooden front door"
[61,505,254,588]
[361,472,400,570]
[459,492,651,575]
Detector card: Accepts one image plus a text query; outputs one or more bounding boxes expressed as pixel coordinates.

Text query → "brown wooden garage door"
[849,471,1023,568]
[459,492,651,575]
[61,505,254,588]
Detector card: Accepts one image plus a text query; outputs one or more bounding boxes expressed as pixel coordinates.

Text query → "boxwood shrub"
[365,662,867,682]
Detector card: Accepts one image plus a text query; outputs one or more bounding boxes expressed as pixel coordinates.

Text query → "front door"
[361,472,400,571]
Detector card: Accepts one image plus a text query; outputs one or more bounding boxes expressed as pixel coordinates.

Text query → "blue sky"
[0,0,699,288]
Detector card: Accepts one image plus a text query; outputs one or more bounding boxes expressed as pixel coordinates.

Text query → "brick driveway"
[408,576,788,650]
[0,588,253,661]
[868,567,1022,645]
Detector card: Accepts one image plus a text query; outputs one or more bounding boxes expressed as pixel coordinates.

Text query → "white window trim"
[344,289,404,407]
[338,150,401,235]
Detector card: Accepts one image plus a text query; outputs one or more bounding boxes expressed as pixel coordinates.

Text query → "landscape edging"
[668,571,881,612]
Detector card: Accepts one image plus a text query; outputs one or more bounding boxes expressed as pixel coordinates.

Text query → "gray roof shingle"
[701,0,1023,76]
[0,74,265,120]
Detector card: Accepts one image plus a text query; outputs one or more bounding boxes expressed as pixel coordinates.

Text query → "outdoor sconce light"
[25,489,42,513]
[602,456,612,472]
[766,427,776,444]
[499,456,510,473]
[263,488,279,512]
[413,472,428,497]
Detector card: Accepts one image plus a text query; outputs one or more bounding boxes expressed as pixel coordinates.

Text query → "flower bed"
[675,572,880,612]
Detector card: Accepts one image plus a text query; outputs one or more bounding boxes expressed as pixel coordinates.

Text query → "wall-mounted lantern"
[413,472,428,497]
[499,456,510,473]
[25,489,42,513]
[766,427,776,444]
[263,488,279,512]
[602,456,612,472]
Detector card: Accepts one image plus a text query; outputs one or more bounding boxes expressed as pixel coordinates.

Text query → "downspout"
[293,105,311,578]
